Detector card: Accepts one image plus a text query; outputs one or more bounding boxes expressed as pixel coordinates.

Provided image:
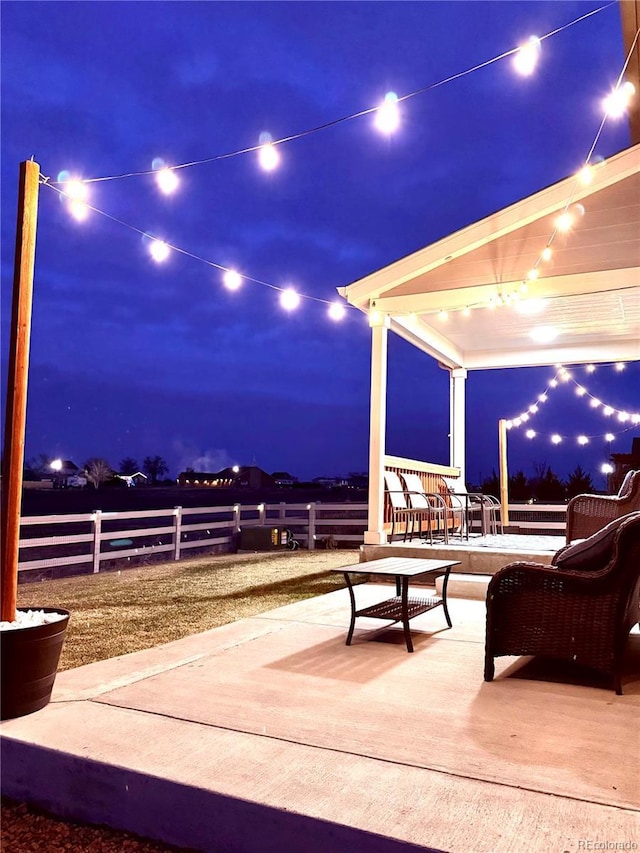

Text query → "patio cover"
[338,141,640,542]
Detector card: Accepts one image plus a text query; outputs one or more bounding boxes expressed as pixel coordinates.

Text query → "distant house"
[271,471,297,487]
[178,466,275,489]
[312,476,348,488]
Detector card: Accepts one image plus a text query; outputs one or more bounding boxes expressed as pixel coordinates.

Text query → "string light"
[602,81,636,118]
[149,240,170,263]
[512,35,542,76]
[155,167,179,195]
[374,92,400,134]
[280,288,301,311]
[504,362,640,446]
[258,133,280,172]
[328,302,347,321]
[40,2,632,327]
[223,270,242,291]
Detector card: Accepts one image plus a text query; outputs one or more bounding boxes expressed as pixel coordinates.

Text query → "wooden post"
[498,418,510,529]
[1,160,40,622]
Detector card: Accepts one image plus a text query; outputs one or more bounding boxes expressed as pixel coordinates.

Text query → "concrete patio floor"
[1,581,639,853]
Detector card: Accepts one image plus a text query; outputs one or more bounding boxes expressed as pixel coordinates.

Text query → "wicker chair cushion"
[555,514,629,571]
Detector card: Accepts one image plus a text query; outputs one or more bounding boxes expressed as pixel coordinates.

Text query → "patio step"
[436,572,490,601]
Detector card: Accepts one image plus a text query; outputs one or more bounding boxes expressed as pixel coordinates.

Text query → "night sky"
[1,1,638,484]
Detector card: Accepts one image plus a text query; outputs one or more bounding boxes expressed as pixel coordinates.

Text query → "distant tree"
[143,455,168,484]
[565,465,594,499]
[508,470,531,502]
[83,457,113,489]
[481,470,500,497]
[534,466,566,502]
[26,452,52,475]
[119,457,139,475]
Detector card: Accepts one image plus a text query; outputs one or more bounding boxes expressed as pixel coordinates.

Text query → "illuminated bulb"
[577,165,593,185]
[280,288,300,311]
[615,362,625,371]
[529,405,538,413]
[69,200,90,222]
[551,434,562,444]
[632,414,640,424]
[223,270,242,291]
[505,420,513,429]
[577,435,589,446]
[590,398,601,409]
[605,433,615,442]
[555,211,573,232]
[512,35,541,76]
[462,306,471,317]
[526,429,536,439]
[50,459,63,471]
[513,418,522,427]
[618,411,630,422]
[601,463,614,474]
[575,386,586,396]
[156,167,179,195]
[328,302,346,321]
[374,92,400,134]
[64,179,90,221]
[561,370,571,382]
[520,413,529,422]
[538,394,547,402]
[527,268,539,281]
[603,81,636,119]
[149,240,170,262]
[603,406,614,417]
[259,143,280,172]
[549,379,558,388]
[541,247,552,262]
[586,364,596,373]
[438,309,448,321]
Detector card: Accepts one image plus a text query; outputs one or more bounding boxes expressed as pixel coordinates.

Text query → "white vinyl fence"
[17,501,368,575]
[17,501,567,576]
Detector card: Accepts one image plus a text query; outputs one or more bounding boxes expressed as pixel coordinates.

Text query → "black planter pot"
[1,607,70,721]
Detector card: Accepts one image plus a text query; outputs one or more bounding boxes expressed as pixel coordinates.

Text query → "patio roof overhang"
[339,143,640,371]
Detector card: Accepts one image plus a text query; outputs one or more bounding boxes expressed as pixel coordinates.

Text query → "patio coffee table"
[332,556,460,652]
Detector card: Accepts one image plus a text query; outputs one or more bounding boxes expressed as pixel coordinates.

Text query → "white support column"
[365,313,389,545]
[449,367,467,486]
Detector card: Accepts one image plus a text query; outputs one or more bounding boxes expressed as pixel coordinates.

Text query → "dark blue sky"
[1,1,637,482]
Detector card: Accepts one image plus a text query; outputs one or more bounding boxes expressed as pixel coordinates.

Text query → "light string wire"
[505,362,640,443]
[45,2,615,187]
[39,180,341,307]
[38,1,631,318]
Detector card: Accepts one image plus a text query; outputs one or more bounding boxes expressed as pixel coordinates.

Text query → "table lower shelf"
[355,595,442,622]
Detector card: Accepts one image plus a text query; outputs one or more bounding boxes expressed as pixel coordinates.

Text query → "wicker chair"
[565,469,640,543]
[484,511,640,694]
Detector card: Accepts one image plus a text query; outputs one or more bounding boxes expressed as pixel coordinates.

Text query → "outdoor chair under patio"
[484,510,640,695]
[399,471,453,544]
[565,469,640,543]
[445,477,502,538]
[383,470,425,542]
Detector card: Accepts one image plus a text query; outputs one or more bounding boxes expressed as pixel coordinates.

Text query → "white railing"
[17,501,369,575]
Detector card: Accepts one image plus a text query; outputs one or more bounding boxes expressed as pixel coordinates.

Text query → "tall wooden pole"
[1,160,40,622]
[498,418,509,529]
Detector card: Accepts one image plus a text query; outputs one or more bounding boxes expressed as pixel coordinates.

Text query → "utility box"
[239,526,292,551]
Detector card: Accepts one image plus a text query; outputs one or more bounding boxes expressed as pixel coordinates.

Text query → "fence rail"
[17,500,567,576]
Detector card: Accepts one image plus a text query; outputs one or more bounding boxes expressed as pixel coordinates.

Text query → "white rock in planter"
[0,609,67,631]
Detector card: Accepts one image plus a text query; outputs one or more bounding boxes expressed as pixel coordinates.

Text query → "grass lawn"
[16,550,361,670]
